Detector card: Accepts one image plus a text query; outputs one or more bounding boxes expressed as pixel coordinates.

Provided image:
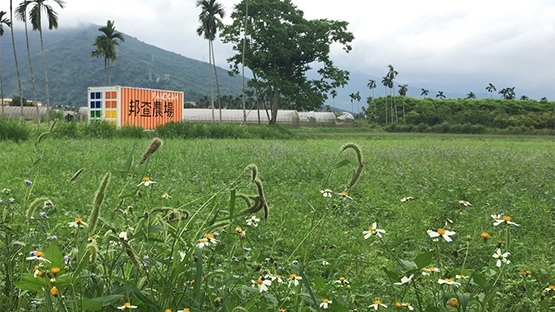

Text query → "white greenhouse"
[1,107,48,120]
[182,109,300,127]
[298,112,337,127]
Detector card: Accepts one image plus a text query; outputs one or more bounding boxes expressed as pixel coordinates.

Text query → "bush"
[0,118,31,142]
[155,122,295,139]
[52,121,79,138]
[82,121,117,138]
[117,125,147,139]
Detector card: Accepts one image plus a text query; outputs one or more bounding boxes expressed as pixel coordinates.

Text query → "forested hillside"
[0,24,243,106]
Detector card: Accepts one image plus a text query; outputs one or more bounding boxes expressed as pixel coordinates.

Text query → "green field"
[1,134,554,311]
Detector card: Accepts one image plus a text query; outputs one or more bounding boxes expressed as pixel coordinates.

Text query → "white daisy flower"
[492,248,511,267]
[427,228,456,242]
[363,222,386,239]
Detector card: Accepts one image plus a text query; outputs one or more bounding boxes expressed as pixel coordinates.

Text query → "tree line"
[361,96,555,130]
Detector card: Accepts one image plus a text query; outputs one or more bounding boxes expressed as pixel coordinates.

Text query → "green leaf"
[414,251,434,269]
[313,275,326,289]
[333,159,351,169]
[45,241,64,266]
[14,274,48,292]
[471,272,487,288]
[147,225,169,233]
[458,292,471,311]
[382,267,399,282]
[75,299,103,311]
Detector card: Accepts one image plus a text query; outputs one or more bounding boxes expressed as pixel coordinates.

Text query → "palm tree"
[354,91,361,118]
[9,0,24,119]
[349,92,356,114]
[381,76,392,124]
[366,95,373,119]
[196,0,225,123]
[520,95,529,101]
[398,84,408,124]
[387,65,398,122]
[466,92,476,99]
[330,89,337,107]
[91,20,125,86]
[436,91,445,99]
[499,87,515,100]
[367,79,376,99]
[421,88,429,97]
[0,11,11,117]
[26,0,66,125]
[16,1,40,123]
[486,83,496,98]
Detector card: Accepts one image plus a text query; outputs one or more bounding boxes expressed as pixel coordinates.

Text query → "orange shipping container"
[87,86,183,129]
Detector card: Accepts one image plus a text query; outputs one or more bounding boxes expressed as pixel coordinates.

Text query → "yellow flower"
[449,298,458,307]
[50,267,60,275]
[481,232,492,240]
[50,286,58,296]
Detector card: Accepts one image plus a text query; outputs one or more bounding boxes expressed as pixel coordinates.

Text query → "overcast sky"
[53,0,554,101]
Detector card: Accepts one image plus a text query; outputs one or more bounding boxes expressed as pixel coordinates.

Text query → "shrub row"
[384,122,555,135]
[0,119,295,141]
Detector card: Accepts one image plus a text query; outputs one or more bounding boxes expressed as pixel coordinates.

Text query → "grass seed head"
[140,137,163,164]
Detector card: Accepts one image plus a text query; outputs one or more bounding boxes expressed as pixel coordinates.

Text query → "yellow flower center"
[395,302,402,307]
[143,177,150,182]
[165,309,172,312]
[51,267,60,274]
[430,266,436,271]
[437,228,446,235]
[449,298,458,307]
[35,251,44,258]
[323,299,329,303]
[290,274,297,279]
[445,278,453,283]
[235,226,243,233]
[257,277,264,285]
[50,286,58,296]
[123,303,131,308]
[339,276,345,282]
[341,191,348,196]
[481,232,491,239]
[75,217,82,223]
[204,233,214,239]
[374,300,382,305]
[405,302,411,306]
[503,216,511,222]
[549,285,555,290]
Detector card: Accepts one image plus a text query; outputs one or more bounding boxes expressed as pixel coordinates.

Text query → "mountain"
[0,24,243,106]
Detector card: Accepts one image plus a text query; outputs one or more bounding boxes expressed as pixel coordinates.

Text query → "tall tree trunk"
[39,29,51,126]
[269,89,279,125]
[23,17,40,125]
[241,0,249,123]
[208,40,214,123]
[10,0,24,119]
[210,40,222,122]
[1,42,4,117]
[107,59,111,86]
[384,86,388,125]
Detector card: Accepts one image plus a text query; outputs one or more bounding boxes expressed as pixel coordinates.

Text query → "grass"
[0,134,554,311]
